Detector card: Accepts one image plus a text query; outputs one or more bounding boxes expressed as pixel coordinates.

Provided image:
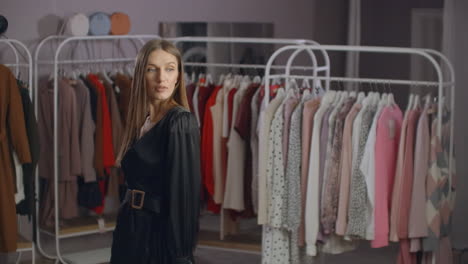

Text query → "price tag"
[97,217,106,233]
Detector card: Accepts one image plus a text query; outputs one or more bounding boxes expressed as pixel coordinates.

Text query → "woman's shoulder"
[167,106,198,133]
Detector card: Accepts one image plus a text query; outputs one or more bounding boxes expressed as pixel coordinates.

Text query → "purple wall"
[2,0,315,46]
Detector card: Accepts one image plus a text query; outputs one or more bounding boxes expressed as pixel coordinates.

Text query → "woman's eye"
[146,68,156,72]
[166,68,175,72]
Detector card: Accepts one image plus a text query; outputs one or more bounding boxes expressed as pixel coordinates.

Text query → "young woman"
[110,39,200,264]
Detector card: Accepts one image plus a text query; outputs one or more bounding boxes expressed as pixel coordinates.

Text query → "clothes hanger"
[253,75,262,84]
[100,65,113,84]
[413,94,420,110]
[206,74,214,85]
[301,77,311,90]
[424,93,432,109]
[218,74,226,86]
[301,88,311,102]
[407,93,414,111]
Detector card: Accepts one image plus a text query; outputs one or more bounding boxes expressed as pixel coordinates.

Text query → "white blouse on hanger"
[257,88,285,225]
[305,91,334,256]
[224,77,252,211]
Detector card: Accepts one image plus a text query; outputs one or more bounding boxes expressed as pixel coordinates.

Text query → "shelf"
[40,214,117,238]
[17,234,33,251]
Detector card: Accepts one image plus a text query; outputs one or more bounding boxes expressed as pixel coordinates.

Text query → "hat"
[64,13,89,36]
[110,12,131,35]
[88,12,111,36]
[0,15,8,35]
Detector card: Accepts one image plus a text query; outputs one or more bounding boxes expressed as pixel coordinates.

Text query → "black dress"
[110,106,201,264]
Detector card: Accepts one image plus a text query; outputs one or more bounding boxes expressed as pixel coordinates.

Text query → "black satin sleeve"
[164,110,201,260]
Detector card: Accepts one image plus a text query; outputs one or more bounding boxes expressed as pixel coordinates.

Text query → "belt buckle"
[131,190,145,210]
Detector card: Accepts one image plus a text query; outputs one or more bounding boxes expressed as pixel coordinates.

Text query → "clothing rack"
[263,46,455,263]
[264,44,455,185]
[33,35,332,261]
[0,38,36,264]
[33,34,161,264]
[166,37,331,251]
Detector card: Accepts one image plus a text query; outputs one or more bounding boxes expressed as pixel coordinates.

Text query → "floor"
[2,214,465,263]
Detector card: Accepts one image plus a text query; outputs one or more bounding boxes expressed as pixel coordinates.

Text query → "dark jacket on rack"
[16,87,40,221]
[0,65,31,253]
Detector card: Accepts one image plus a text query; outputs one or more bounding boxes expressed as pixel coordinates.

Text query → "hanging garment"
[0,65,31,253]
[320,94,345,236]
[201,85,222,213]
[224,78,251,211]
[80,75,98,122]
[102,76,124,214]
[298,97,320,246]
[263,99,290,264]
[221,77,237,201]
[70,79,96,183]
[408,106,431,241]
[360,97,386,240]
[396,108,422,264]
[397,109,421,240]
[88,74,115,170]
[16,86,40,218]
[234,82,260,217]
[423,110,456,253]
[318,105,333,240]
[389,108,411,242]
[74,78,102,210]
[211,87,225,204]
[335,102,362,236]
[250,88,262,214]
[282,97,300,166]
[110,106,200,264]
[38,78,80,226]
[285,93,314,264]
[372,104,403,248]
[197,83,215,129]
[87,74,115,214]
[305,91,335,256]
[192,85,200,126]
[346,99,376,238]
[13,150,25,204]
[321,97,355,235]
[186,83,196,113]
[257,88,285,225]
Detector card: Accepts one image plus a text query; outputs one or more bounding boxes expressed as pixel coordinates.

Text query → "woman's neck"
[148,100,174,123]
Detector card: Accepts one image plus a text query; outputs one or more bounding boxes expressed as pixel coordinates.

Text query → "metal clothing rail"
[264,43,455,210]
[167,36,331,79]
[0,38,36,264]
[33,34,162,264]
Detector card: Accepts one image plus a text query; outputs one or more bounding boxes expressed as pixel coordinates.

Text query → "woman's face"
[145,49,179,103]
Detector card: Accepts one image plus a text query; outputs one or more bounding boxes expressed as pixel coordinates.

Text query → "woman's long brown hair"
[116,39,189,166]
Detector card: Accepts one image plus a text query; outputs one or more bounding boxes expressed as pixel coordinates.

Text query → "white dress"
[263,102,290,264]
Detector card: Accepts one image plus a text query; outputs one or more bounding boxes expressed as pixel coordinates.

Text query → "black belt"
[124,189,160,213]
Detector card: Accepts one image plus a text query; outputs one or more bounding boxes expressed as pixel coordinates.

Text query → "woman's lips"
[155,86,168,92]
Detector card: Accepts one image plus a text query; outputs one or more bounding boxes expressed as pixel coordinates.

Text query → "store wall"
[360,0,443,106]
[2,0,315,46]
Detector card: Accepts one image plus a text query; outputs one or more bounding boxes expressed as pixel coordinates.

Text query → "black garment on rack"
[110,106,201,264]
[16,87,40,221]
[77,176,103,208]
[80,75,98,122]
